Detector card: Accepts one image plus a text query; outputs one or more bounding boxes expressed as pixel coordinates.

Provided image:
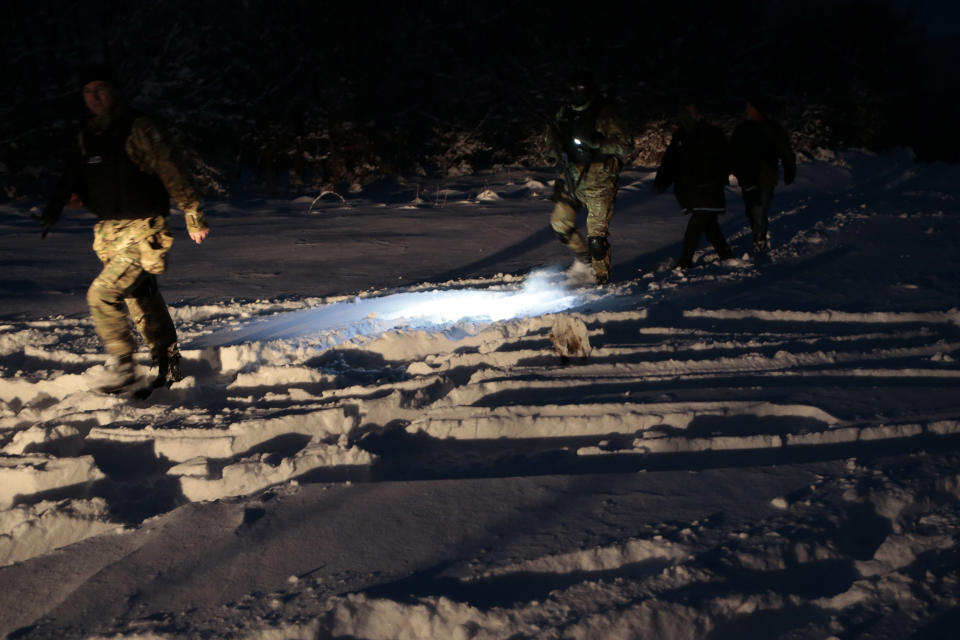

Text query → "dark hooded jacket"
[730,117,796,190]
[654,120,730,212]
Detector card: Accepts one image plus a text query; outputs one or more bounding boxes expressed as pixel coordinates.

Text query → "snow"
[0,150,959,638]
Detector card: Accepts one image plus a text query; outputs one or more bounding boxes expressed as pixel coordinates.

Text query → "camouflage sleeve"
[126,116,209,232]
[596,109,632,164]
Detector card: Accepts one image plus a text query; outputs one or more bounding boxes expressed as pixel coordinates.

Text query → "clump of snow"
[0,455,104,509]
[547,314,592,360]
[0,498,120,567]
[476,537,690,578]
[172,441,373,502]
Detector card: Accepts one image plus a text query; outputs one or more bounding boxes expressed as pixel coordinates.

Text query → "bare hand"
[189,228,210,244]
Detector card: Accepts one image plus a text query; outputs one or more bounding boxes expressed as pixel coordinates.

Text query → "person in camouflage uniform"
[39,64,210,392]
[546,75,631,285]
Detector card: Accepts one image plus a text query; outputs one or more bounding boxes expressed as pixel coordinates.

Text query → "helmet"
[568,72,599,109]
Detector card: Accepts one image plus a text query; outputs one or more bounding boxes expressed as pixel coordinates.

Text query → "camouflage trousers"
[88,217,179,361]
[550,157,620,282]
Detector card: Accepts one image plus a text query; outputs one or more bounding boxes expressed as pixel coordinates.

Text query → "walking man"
[730,96,796,254]
[38,63,210,392]
[546,74,631,285]
[654,102,733,268]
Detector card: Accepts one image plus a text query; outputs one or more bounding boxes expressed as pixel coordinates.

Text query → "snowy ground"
[1,150,959,639]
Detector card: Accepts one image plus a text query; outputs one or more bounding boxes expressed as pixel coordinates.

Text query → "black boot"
[154,352,183,388]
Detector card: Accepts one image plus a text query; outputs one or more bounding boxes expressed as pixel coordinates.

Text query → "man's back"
[731,118,795,188]
[658,120,729,211]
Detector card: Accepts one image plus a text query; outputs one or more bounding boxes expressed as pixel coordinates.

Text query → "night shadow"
[360,428,587,482]
[834,502,892,561]
[685,414,831,438]
[356,429,960,483]
[13,471,188,525]
[706,605,832,640]
[430,226,557,282]
[78,438,188,523]
[908,604,960,639]
[305,348,408,387]
[226,433,314,467]
[674,556,859,601]
[471,371,957,410]
[362,556,676,609]
[101,475,187,524]
[82,438,168,481]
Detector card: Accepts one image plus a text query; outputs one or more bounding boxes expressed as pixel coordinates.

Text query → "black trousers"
[679,211,732,267]
[742,184,775,249]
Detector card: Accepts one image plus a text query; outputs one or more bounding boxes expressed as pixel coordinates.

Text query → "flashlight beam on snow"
[192,269,585,348]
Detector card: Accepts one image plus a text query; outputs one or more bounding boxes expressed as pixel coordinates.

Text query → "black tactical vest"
[558,98,605,164]
[78,108,170,221]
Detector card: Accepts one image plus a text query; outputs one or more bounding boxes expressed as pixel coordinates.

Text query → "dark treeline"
[1,0,956,200]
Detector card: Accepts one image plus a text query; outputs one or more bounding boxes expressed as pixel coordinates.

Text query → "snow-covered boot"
[752,235,769,255]
[591,258,611,285]
[97,354,137,393]
[565,258,596,286]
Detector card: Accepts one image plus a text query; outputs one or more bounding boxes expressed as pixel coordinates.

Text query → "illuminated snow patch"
[380,270,580,324]
[193,268,584,348]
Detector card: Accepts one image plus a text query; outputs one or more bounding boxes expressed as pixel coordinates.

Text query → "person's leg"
[550,181,589,261]
[87,240,143,390]
[124,275,175,357]
[88,252,142,359]
[754,184,775,251]
[678,214,704,268]
[583,161,618,283]
[586,235,610,284]
[741,186,764,250]
[703,213,733,260]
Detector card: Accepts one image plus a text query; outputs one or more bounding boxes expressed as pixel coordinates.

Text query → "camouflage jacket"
[43,104,208,233]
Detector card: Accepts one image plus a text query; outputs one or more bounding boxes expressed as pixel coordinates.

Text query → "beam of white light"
[380,270,580,324]
[193,268,584,348]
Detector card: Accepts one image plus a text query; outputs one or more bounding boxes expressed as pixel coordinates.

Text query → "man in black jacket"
[39,64,210,392]
[653,103,733,269]
[730,96,796,254]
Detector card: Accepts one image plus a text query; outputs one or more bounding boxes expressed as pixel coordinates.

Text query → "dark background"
[2,0,957,200]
